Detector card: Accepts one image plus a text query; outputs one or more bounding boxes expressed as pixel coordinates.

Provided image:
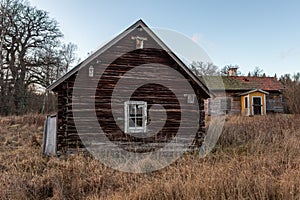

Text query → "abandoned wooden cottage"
[43,20,211,155]
[202,68,285,116]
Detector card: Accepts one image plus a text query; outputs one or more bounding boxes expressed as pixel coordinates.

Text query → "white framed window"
[124,101,147,133]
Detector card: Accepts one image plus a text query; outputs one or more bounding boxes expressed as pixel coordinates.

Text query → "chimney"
[228,67,238,76]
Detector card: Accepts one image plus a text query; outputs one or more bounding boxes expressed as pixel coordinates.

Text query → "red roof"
[230,76,284,91]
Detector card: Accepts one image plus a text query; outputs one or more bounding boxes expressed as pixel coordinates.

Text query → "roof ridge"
[200,75,283,91]
[47,19,211,98]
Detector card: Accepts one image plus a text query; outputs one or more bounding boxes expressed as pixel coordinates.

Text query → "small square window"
[124,101,147,133]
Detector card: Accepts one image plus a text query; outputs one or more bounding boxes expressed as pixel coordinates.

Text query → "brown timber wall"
[205,90,241,115]
[54,25,207,155]
[266,92,284,113]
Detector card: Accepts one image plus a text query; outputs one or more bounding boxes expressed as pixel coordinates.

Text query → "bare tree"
[220,64,241,76]
[60,43,79,72]
[280,73,300,114]
[190,61,220,76]
[28,42,78,88]
[249,66,264,77]
[0,0,16,115]
[0,0,78,115]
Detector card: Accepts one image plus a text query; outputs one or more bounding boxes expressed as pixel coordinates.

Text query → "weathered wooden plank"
[53,25,207,155]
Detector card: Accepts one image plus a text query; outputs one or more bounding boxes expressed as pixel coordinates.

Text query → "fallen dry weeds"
[0,114,300,199]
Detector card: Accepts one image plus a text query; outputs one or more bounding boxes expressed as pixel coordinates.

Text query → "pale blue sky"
[28,0,300,76]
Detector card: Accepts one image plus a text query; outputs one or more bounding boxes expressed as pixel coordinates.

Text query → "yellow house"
[240,89,269,116]
[202,76,284,116]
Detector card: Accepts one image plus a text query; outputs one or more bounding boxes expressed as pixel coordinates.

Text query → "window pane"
[220,99,226,110]
[136,117,143,127]
[245,97,248,108]
[253,97,261,105]
[129,117,136,128]
[136,105,143,116]
[129,105,135,116]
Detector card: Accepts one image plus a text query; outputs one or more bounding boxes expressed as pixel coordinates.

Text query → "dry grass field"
[0,114,300,199]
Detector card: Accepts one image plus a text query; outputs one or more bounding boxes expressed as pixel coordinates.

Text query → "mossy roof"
[199,76,284,91]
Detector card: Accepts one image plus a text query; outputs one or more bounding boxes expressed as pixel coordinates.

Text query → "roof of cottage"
[200,76,284,91]
[47,19,211,98]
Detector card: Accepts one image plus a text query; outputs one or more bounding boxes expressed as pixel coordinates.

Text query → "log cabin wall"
[266,92,284,113]
[205,90,242,115]
[53,25,208,155]
[226,91,243,115]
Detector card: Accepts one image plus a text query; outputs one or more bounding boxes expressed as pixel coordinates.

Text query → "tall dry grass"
[0,114,300,199]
